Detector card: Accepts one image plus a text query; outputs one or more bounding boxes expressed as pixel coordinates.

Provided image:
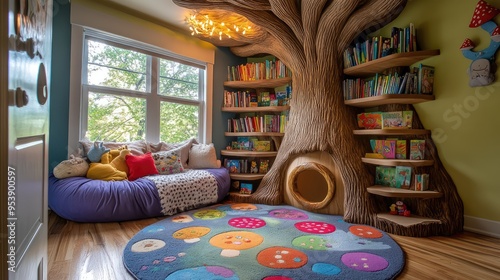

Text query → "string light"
[186,10,253,41]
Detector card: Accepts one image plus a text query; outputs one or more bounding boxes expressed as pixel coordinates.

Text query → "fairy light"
[185,11,253,40]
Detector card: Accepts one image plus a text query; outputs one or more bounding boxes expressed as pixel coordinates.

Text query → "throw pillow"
[152,150,184,175]
[125,152,159,181]
[53,155,89,178]
[187,143,219,169]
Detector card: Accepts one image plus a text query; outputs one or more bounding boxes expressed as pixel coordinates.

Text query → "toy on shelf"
[390,201,411,217]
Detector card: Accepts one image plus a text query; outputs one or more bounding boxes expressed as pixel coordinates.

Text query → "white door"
[4,0,52,279]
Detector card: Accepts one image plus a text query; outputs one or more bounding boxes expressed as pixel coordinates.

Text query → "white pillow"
[187,143,219,169]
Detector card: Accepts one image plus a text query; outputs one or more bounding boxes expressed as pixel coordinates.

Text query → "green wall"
[378,0,500,221]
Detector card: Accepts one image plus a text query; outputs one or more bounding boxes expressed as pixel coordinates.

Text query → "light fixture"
[185,10,254,41]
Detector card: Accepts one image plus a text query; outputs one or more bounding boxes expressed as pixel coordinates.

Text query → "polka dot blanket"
[123,203,404,279]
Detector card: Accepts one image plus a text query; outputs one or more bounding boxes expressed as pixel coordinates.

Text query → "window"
[81,32,205,144]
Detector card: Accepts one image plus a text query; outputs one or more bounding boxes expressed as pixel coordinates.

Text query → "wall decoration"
[460,0,500,87]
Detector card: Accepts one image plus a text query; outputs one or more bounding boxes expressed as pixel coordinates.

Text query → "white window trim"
[67,1,215,156]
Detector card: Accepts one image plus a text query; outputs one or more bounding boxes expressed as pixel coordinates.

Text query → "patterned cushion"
[187,143,219,169]
[147,138,198,168]
[152,150,184,175]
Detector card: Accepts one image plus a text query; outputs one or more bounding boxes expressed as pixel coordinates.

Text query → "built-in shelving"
[367,185,442,198]
[361,157,434,167]
[343,49,440,77]
[221,150,277,157]
[377,213,442,227]
[222,105,290,113]
[229,173,265,180]
[225,132,285,137]
[344,94,435,108]
[224,77,292,89]
[353,129,430,136]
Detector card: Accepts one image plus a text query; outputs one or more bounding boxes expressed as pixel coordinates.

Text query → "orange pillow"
[125,152,159,181]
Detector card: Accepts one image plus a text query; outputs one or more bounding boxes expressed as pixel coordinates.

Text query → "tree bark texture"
[173,0,464,236]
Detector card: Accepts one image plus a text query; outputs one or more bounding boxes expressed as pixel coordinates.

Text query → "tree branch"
[269,0,304,45]
[301,0,329,64]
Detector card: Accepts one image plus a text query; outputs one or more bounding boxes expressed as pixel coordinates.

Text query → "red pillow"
[125,152,159,181]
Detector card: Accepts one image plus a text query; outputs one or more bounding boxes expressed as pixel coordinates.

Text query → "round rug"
[123,203,405,279]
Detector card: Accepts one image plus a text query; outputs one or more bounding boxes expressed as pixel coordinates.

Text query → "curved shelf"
[344,94,435,108]
[222,105,290,113]
[221,150,277,157]
[225,132,285,137]
[229,173,265,180]
[343,49,440,77]
[377,213,442,227]
[228,192,253,199]
[353,129,430,136]
[367,185,442,198]
[224,77,292,89]
[362,158,434,167]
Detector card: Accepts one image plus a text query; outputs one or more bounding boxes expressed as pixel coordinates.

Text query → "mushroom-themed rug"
[123,203,405,280]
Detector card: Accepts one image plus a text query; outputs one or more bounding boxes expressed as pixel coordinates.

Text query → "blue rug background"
[123,203,404,279]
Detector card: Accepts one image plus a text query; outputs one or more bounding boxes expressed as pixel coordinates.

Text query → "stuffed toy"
[53,155,89,179]
[110,149,130,174]
[86,151,128,181]
[87,142,110,163]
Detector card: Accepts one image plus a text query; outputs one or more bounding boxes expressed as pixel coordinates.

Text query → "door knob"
[8,87,29,107]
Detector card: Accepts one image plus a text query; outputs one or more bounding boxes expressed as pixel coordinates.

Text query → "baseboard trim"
[464,215,500,238]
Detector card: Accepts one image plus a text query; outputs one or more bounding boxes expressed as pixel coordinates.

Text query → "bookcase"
[343,49,446,228]
[221,77,291,200]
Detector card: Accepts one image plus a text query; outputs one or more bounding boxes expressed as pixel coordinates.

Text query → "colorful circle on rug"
[171,214,193,223]
[230,203,258,210]
[193,209,226,220]
[269,209,309,220]
[165,265,238,280]
[144,225,165,233]
[257,246,308,269]
[349,225,383,239]
[228,217,266,229]
[172,226,210,243]
[263,276,293,280]
[130,239,166,253]
[294,221,336,234]
[292,235,330,250]
[341,252,389,272]
[210,231,264,253]
[312,263,342,276]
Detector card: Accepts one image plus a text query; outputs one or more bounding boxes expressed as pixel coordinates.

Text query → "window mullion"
[146,57,160,143]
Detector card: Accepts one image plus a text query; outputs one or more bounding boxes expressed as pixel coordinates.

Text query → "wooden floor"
[48,211,500,280]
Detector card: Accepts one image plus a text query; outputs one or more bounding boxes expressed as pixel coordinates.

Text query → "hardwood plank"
[48,212,500,280]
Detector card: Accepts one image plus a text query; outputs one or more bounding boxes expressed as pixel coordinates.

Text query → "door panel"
[6,0,52,279]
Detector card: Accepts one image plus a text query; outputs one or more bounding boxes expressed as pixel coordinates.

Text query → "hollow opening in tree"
[288,162,335,210]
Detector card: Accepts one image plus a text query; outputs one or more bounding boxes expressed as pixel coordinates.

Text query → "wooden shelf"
[222,105,290,113]
[223,77,292,88]
[221,150,277,157]
[367,185,442,198]
[377,213,442,227]
[225,132,285,137]
[362,157,434,167]
[343,49,440,77]
[353,128,430,135]
[344,94,435,108]
[228,192,253,199]
[229,173,265,180]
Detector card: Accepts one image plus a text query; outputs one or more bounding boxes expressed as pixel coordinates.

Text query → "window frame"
[68,24,213,154]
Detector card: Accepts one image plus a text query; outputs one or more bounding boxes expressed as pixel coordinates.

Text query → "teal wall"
[49,0,71,171]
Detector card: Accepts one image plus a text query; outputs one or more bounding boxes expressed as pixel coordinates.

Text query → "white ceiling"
[104,0,193,34]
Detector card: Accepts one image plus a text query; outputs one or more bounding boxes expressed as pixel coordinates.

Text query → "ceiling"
[102,0,194,35]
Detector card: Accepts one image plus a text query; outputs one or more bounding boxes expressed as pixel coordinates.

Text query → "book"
[358,112,382,129]
[259,159,269,174]
[409,139,426,160]
[231,180,240,192]
[395,166,412,189]
[402,111,413,128]
[370,139,396,159]
[226,160,240,173]
[395,139,407,159]
[240,183,253,194]
[254,141,271,151]
[237,136,251,150]
[418,64,435,94]
[260,91,271,106]
[375,166,396,187]
[414,174,429,191]
[382,111,404,128]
